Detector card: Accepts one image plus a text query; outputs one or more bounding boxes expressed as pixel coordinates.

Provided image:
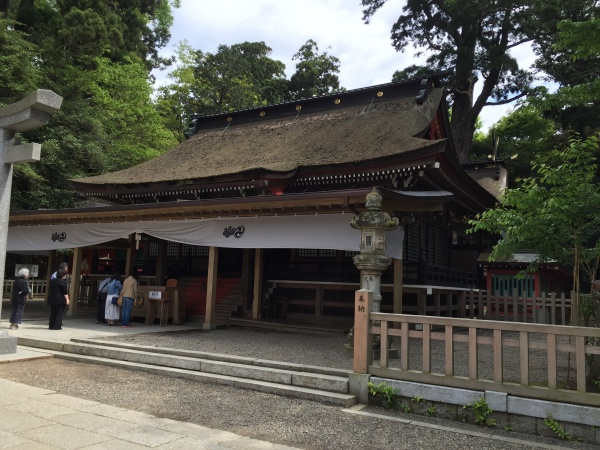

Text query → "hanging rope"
[290,105,302,125]
[220,117,233,136]
[362,95,376,114]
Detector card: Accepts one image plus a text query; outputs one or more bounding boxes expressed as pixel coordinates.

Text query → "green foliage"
[0,18,41,105]
[288,39,343,100]
[411,395,424,403]
[544,413,580,441]
[426,404,437,417]
[192,41,288,114]
[471,104,559,185]
[159,39,344,140]
[1,1,180,211]
[367,382,398,410]
[463,398,496,427]
[400,403,412,413]
[531,13,600,139]
[469,135,600,323]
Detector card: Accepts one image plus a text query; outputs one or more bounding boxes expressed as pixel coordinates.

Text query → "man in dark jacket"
[48,268,69,330]
[9,268,30,330]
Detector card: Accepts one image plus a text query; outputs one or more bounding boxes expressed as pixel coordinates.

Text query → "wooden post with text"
[353,289,373,374]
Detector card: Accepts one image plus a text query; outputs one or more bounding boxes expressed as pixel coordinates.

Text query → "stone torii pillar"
[0,90,63,323]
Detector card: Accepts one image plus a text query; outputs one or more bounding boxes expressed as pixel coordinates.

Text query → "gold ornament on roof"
[377,91,384,97]
[334,98,341,105]
[295,105,302,111]
[227,117,233,122]
[259,111,266,117]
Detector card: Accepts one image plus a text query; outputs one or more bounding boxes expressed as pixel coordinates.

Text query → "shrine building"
[7,75,502,329]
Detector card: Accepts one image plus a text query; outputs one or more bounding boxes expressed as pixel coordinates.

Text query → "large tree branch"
[484,91,528,106]
[506,36,535,49]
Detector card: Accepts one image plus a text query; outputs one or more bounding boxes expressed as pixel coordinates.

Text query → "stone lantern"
[351,188,399,313]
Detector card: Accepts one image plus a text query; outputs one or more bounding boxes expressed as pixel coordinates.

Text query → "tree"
[7,0,180,70]
[288,39,342,100]
[529,15,600,138]
[361,0,596,162]
[155,41,199,142]
[159,39,344,139]
[0,1,180,210]
[470,104,558,186]
[469,135,600,328]
[192,41,288,114]
[0,17,40,105]
[156,41,289,139]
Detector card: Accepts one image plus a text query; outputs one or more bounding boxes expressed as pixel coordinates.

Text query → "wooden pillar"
[241,248,252,310]
[67,247,82,317]
[251,248,263,319]
[203,246,218,330]
[125,234,134,277]
[315,285,323,318]
[393,258,403,314]
[155,239,167,285]
[353,289,373,374]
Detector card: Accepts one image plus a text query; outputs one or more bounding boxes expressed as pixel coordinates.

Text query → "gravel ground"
[1,301,596,448]
[0,323,598,449]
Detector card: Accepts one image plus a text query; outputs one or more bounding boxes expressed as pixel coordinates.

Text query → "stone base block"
[0,330,17,354]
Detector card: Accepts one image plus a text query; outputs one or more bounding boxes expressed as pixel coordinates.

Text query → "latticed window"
[181,244,208,257]
[344,250,359,258]
[148,240,159,257]
[298,249,337,258]
[166,241,177,257]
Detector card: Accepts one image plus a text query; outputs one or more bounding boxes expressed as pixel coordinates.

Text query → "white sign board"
[148,291,162,299]
[15,264,38,277]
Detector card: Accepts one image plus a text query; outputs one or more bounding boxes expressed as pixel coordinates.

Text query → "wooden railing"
[353,291,600,407]
[465,290,572,325]
[3,279,47,299]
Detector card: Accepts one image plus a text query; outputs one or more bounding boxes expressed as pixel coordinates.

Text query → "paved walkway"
[0,378,297,449]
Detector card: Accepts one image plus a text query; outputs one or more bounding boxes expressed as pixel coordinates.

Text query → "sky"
[155,0,537,131]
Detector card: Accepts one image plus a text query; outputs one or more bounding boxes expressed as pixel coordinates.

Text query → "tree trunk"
[450,91,477,163]
[571,244,581,326]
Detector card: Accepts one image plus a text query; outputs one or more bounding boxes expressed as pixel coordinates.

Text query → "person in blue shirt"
[96,276,111,324]
[104,273,122,326]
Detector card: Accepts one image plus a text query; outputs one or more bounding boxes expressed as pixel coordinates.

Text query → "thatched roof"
[73,81,446,187]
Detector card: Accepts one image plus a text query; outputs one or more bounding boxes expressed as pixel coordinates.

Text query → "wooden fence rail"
[3,279,47,299]
[465,290,572,325]
[355,304,600,407]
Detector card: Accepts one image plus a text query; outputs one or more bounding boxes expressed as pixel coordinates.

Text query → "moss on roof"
[74,87,445,186]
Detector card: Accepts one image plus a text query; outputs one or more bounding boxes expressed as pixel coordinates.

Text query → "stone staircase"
[16,336,357,407]
[215,282,243,324]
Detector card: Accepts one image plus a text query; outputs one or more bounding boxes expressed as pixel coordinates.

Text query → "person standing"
[120,273,138,328]
[95,276,111,324]
[50,262,68,280]
[104,273,122,326]
[48,268,69,330]
[9,268,30,330]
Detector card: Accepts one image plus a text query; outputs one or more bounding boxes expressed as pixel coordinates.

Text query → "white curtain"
[8,213,404,259]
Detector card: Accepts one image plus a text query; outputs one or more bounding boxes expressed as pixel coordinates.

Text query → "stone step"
[17,344,357,408]
[16,337,355,407]
[73,339,351,378]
